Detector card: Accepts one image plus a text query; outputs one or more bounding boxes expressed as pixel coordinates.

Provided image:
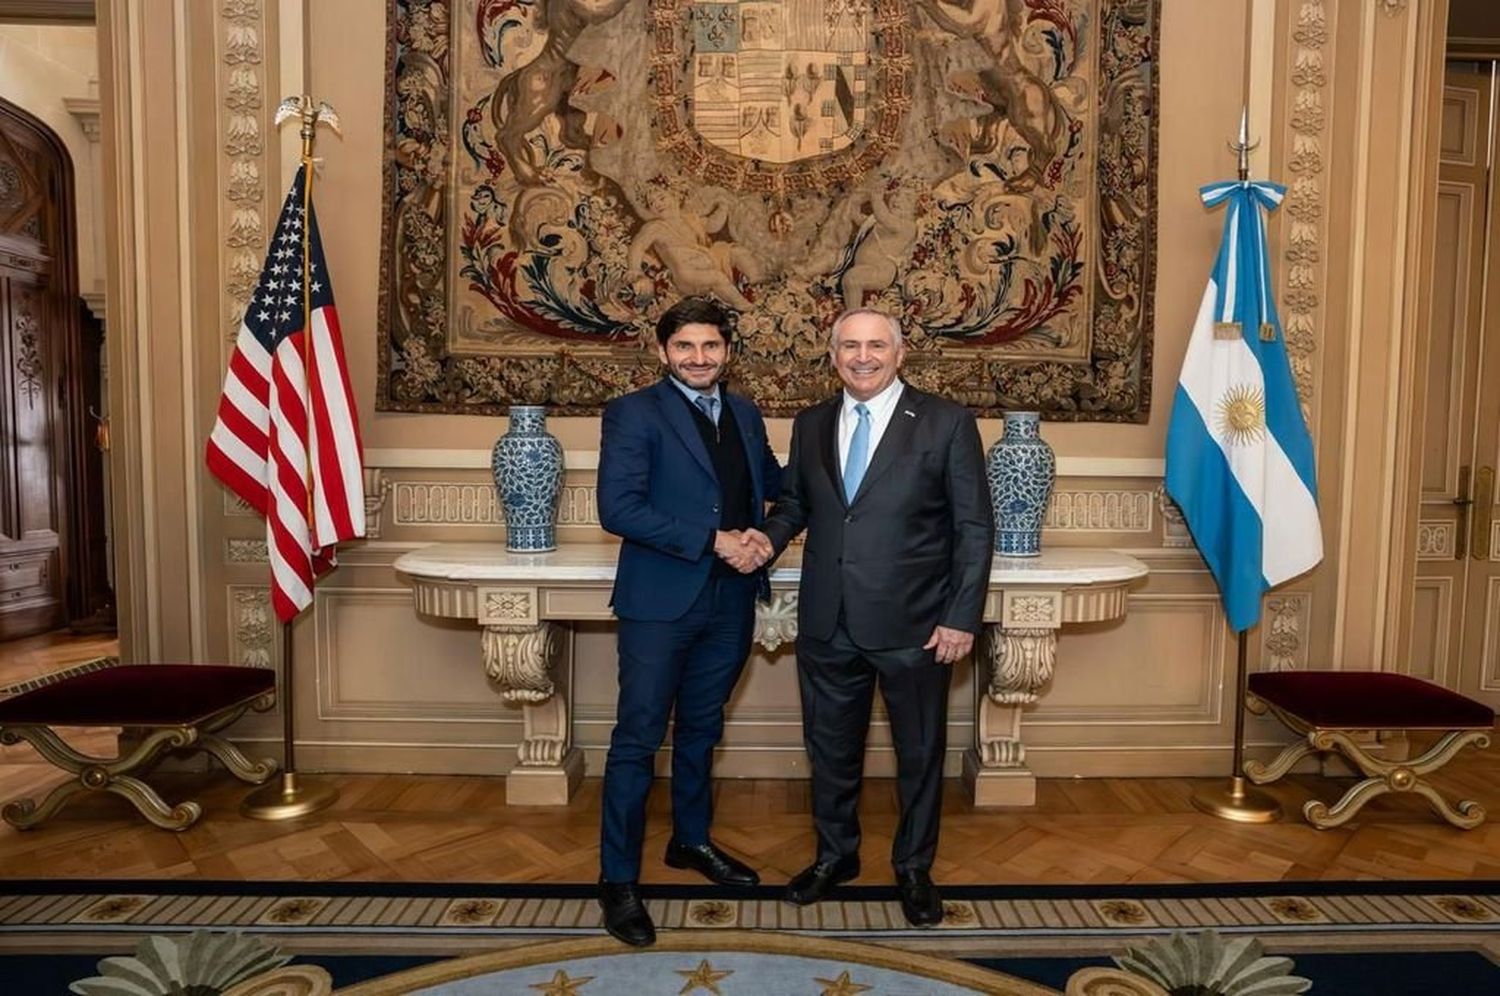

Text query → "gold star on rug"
[676,958,733,994]
[529,969,593,995]
[814,970,873,995]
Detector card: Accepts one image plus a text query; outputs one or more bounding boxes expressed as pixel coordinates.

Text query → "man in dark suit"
[595,297,782,947]
[747,308,993,926]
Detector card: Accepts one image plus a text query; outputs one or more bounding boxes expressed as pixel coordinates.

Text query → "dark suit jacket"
[599,379,782,623]
[762,384,993,649]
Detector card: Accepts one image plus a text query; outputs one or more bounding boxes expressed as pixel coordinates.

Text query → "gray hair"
[829,308,903,347]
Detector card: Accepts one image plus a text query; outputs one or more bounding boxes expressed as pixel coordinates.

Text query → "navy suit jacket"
[599,379,782,622]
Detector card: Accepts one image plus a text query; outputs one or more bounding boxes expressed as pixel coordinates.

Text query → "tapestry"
[378,0,1159,418]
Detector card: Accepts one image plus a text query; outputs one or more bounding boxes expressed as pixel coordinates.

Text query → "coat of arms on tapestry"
[378,0,1159,418]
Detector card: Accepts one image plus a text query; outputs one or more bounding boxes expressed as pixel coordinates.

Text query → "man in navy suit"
[596,297,782,947]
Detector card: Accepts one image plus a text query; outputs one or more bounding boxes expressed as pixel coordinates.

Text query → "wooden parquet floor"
[1,631,1498,885]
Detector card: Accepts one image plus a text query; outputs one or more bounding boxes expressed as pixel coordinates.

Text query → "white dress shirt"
[838,378,906,475]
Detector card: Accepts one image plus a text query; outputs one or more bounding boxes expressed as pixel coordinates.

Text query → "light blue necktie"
[843,402,870,502]
[694,395,719,437]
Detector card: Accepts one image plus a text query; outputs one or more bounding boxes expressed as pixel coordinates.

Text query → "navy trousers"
[600,573,757,883]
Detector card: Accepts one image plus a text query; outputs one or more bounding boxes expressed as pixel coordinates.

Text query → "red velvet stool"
[0,662,278,830]
[1244,671,1493,829]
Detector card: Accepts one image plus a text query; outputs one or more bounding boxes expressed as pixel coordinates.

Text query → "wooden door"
[0,99,82,639]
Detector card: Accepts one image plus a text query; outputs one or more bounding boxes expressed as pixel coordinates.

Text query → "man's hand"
[739,528,774,566]
[923,625,974,665]
[714,529,767,573]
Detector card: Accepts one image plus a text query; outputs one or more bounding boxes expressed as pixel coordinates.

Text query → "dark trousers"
[796,621,951,873]
[600,573,756,883]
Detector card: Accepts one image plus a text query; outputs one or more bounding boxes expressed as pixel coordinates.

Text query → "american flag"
[207,165,365,622]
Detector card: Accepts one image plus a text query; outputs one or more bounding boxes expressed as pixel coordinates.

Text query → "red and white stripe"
[207,303,364,622]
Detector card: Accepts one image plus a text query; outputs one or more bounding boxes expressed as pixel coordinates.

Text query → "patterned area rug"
[5,880,1498,994]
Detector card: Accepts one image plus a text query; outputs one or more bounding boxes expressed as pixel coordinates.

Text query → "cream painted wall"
[305,0,1249,461]
[0,23,101,297]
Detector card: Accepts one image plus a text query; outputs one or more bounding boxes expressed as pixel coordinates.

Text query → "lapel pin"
[903,409,917,418]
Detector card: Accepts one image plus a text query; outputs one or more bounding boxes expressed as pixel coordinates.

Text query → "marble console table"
[393,543,1147,806]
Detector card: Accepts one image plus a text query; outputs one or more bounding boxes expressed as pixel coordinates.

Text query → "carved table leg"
[482,618,583,805]
[964,590,1063,807]
[753,591,799,654]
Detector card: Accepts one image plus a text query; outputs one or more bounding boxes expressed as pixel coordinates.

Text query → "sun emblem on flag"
[1214,384,1267,446]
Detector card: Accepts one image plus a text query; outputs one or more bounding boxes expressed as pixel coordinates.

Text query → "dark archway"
[0,95,111,639]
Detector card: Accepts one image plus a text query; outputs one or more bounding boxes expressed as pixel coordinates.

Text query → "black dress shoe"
[896,869,944,927]
[664,839,761,887]
[783,857,860,906]
[599,880,656,947]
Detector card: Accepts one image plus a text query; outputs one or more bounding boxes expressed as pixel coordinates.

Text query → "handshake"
[713,528,774,573]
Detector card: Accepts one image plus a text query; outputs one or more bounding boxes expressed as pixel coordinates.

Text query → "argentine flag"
[1165,180,1322,633]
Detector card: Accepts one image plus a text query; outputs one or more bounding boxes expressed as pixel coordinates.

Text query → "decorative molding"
[228,585,274,670]
[80,288,106,325]
[478,587,538,627]
[218,0,266,346]
[314,588,504,723]
[390,478,1144,533]
[1484,579,1500,691]
[62,97,100,144]
[985,627,1057,709]
[1282,0,1330,410]
[363,468,389,539]
[1416,520,1455,560]
[226,538,269,563]
[1262,592,1311,671]
[1154,484,1193,548]
[223,492,257,517]
[754,591,798,653]
[481,622,561,709]
[1029,594,1223,727]
[1044,490,1153,532]
[1002,591,1063,629]
[13,306,41,407]
[0,246,47,276]
[1377,0,1407,14]
[364,448,1168,480]
[392,481,596,527]
[1408,577,1453,686]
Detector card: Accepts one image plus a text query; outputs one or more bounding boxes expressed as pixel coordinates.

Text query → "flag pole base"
[1191,775,1282,823]
[240,771,339,821]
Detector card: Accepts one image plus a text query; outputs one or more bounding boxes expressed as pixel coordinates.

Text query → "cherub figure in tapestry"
[627,183,764,312]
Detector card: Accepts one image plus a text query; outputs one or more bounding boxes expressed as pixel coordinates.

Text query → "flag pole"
[242,95,341,821]
[1189,110,1281,824]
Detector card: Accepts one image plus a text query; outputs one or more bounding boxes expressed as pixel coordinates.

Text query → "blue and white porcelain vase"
[492,405,564,552]
[986,411,1055,557]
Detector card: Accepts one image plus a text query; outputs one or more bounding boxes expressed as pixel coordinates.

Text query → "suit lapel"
[726,392,762,504]
[850,385,923,505]
[817,397,847,509]
[654,380,716,481]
